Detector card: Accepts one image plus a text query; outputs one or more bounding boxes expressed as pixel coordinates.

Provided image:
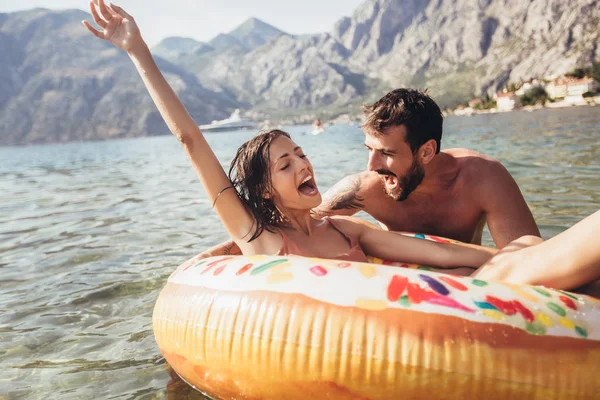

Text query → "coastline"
[450,95,600,117]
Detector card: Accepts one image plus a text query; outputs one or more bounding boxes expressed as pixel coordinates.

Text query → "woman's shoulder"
[236,228,284,256]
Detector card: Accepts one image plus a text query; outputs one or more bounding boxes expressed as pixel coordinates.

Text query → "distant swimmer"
[312,119,325,135]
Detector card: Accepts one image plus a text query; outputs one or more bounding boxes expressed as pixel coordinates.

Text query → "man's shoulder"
[443,148,518,203]
[444,148,507,180]
[444,148,496,163]
[316,171,383,215]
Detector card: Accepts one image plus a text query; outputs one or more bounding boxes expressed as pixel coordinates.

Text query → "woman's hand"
[82,0,144,53]
[472,235,543,284]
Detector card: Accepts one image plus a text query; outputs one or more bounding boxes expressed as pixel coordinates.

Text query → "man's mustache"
[375,169,396,178]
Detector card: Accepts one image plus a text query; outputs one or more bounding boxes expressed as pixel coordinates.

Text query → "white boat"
[199,109,256,132]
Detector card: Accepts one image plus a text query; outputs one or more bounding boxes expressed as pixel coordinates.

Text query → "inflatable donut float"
[153,236,600,399]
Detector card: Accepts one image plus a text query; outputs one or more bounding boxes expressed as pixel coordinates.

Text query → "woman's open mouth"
[298,175,319,196]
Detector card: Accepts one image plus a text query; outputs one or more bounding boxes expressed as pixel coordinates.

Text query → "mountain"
[180,33,376,111]
[157,17,370,111]
[166,18,375,111]
[2,1,599,145]
[208,33,248,52]
[169,0,599,113]
[152,17,292,104]
[152,37,214,60]
[0,9,237,146]
[227,17,285,50]
[331,0,600,104]
[156,17,285,57]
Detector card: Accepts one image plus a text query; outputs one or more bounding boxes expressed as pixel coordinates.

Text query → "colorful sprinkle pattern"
[170,235,600,341]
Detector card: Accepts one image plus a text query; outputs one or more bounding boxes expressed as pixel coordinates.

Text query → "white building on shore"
[567,78,597,96]
[546,77,597,102]
[495,91,521,112]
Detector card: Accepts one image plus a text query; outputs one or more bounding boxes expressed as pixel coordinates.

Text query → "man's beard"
[380,158,425,202]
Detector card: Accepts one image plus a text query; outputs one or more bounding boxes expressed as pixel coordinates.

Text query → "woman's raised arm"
[82,1,270,251]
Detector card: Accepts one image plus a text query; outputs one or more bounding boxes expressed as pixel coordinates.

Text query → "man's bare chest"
[367,196,483,242]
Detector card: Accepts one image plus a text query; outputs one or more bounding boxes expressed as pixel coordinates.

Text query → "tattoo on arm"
[321,175,365,213]
[223,241,241,255]
[203,240,240,257]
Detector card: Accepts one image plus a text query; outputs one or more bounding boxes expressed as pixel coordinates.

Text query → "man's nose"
[367,152,379,171]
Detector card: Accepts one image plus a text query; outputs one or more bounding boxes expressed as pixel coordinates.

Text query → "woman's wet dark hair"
[228,129,290,241]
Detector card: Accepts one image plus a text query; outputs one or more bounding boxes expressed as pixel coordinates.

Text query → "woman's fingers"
[97,0,114,22]
[108,3,133,20]
[82,20,105,39]
[89,1,107,28]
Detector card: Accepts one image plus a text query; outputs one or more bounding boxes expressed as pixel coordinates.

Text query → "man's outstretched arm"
[479,160,540,248]
[313,172,368,217]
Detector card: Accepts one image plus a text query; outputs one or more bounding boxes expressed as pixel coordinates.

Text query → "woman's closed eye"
[279,153,306,170]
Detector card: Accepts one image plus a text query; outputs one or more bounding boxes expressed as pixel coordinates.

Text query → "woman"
[82,1,500,272]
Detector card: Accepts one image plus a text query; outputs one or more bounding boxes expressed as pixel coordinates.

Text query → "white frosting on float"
[168,255,600,341]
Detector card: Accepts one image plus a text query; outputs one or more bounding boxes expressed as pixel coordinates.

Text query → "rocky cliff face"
[154,18,366,111]
[0,9,237,146]
[166,0,599,112]
[2,1,598,145]
[187,33,369,110]
[332,0,600,103]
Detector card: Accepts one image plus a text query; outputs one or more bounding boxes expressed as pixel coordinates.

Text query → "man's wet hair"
[362,88,443,154]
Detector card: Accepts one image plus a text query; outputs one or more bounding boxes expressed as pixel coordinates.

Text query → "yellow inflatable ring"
[153,242,600,399]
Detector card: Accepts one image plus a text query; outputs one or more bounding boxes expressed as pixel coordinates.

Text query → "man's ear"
[419,139,437,164]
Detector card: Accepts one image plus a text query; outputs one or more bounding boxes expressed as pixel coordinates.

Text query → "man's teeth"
[301,176,312,185]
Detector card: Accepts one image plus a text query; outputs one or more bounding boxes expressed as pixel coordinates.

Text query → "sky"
[0,0,366,46]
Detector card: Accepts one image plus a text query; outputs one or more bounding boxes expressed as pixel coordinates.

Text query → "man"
[314,88,540,249]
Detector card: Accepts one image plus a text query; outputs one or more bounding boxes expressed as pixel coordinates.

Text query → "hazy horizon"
[0,0,366,46]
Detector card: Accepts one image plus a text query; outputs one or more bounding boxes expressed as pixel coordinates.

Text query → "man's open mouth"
[377,170,399,191]
[383,174,399,190]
